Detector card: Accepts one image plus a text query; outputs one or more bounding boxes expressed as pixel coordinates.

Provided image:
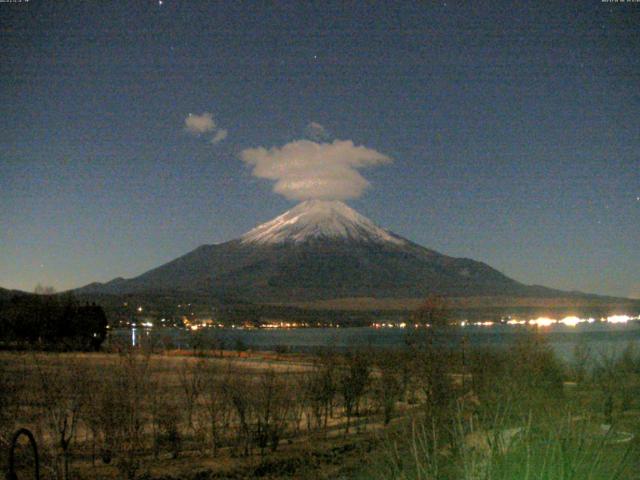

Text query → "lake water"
[114,321,640,364]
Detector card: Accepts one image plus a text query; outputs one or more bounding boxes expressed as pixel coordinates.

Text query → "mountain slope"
[76,201,566,302]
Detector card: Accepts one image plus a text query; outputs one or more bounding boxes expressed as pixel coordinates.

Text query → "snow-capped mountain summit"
[241,200,405,245]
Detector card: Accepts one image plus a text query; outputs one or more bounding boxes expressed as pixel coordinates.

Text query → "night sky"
[1,1,638,298]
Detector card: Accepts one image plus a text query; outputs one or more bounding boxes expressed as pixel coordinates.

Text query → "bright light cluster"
[507,319,527,325]
[529,317,556,327]
[367,314,639,330]
[505,315,635,328]
[558,316,581,327]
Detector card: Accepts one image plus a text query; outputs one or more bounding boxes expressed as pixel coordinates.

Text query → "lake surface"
[113,321,640,364]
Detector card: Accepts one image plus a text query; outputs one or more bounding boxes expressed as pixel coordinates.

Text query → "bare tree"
[202,362,231,456]
[95,352,152,480]
[374,352,403,425]
[80,363,108,468]
[414,346,454,414]
[289,373,307,435]
[34,284,57,295]
[411,294,449,328]
[0,357,26,456]
[253,368,291,455]
[178,359,206,442]
[223,367,254,456]
[303,357,336,434]
[33,356,88,480]
[338,351,370,434]
[150,390,182,460]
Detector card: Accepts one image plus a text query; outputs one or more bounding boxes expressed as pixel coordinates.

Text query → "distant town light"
[559,316,582,327]
[507,319,526,325]
[529,317,556,327]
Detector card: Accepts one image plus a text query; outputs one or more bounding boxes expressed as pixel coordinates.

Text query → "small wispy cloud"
[184,112,216,135]
[184,112,228,144]
[240,139,392,201]
[210,128,228,144]
[305,121,331,141]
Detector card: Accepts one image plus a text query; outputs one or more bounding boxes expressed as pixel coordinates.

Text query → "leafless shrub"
[409,294,450,329]
[470,334,565,417]
[223,367,255,456]
[414,347,455,416]
[338,350,371,434]
[93,351,152,480]
[151,395,182,459]
[79,362,108,468]
[201,362,232,456]
[32,355,89,480]
[253,368,292,455]
[374,351,404,425]
[0,356,28,471]
[289,374,306,435]
[178,358,207,445]
[592,345,640,424]
[571,338,592,384]
[302,356,336,434]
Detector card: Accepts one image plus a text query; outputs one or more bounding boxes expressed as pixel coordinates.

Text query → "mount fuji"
[80,200,615,306]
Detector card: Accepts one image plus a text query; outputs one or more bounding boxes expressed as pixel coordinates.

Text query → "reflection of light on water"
[131,328,137,346]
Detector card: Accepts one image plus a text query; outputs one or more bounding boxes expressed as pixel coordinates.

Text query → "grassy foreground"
[1,333,639,479]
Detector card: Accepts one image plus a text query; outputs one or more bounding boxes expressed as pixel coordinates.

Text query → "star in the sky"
[158,0,163,6]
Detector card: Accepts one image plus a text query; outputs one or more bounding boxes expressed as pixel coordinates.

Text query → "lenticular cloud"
[240,139,392,201]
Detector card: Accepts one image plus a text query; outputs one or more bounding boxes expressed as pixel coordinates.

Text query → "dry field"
[1,337,639,480]
[0,349,417,479]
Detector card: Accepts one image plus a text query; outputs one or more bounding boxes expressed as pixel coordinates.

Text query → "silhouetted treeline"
[0,293,107,350]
